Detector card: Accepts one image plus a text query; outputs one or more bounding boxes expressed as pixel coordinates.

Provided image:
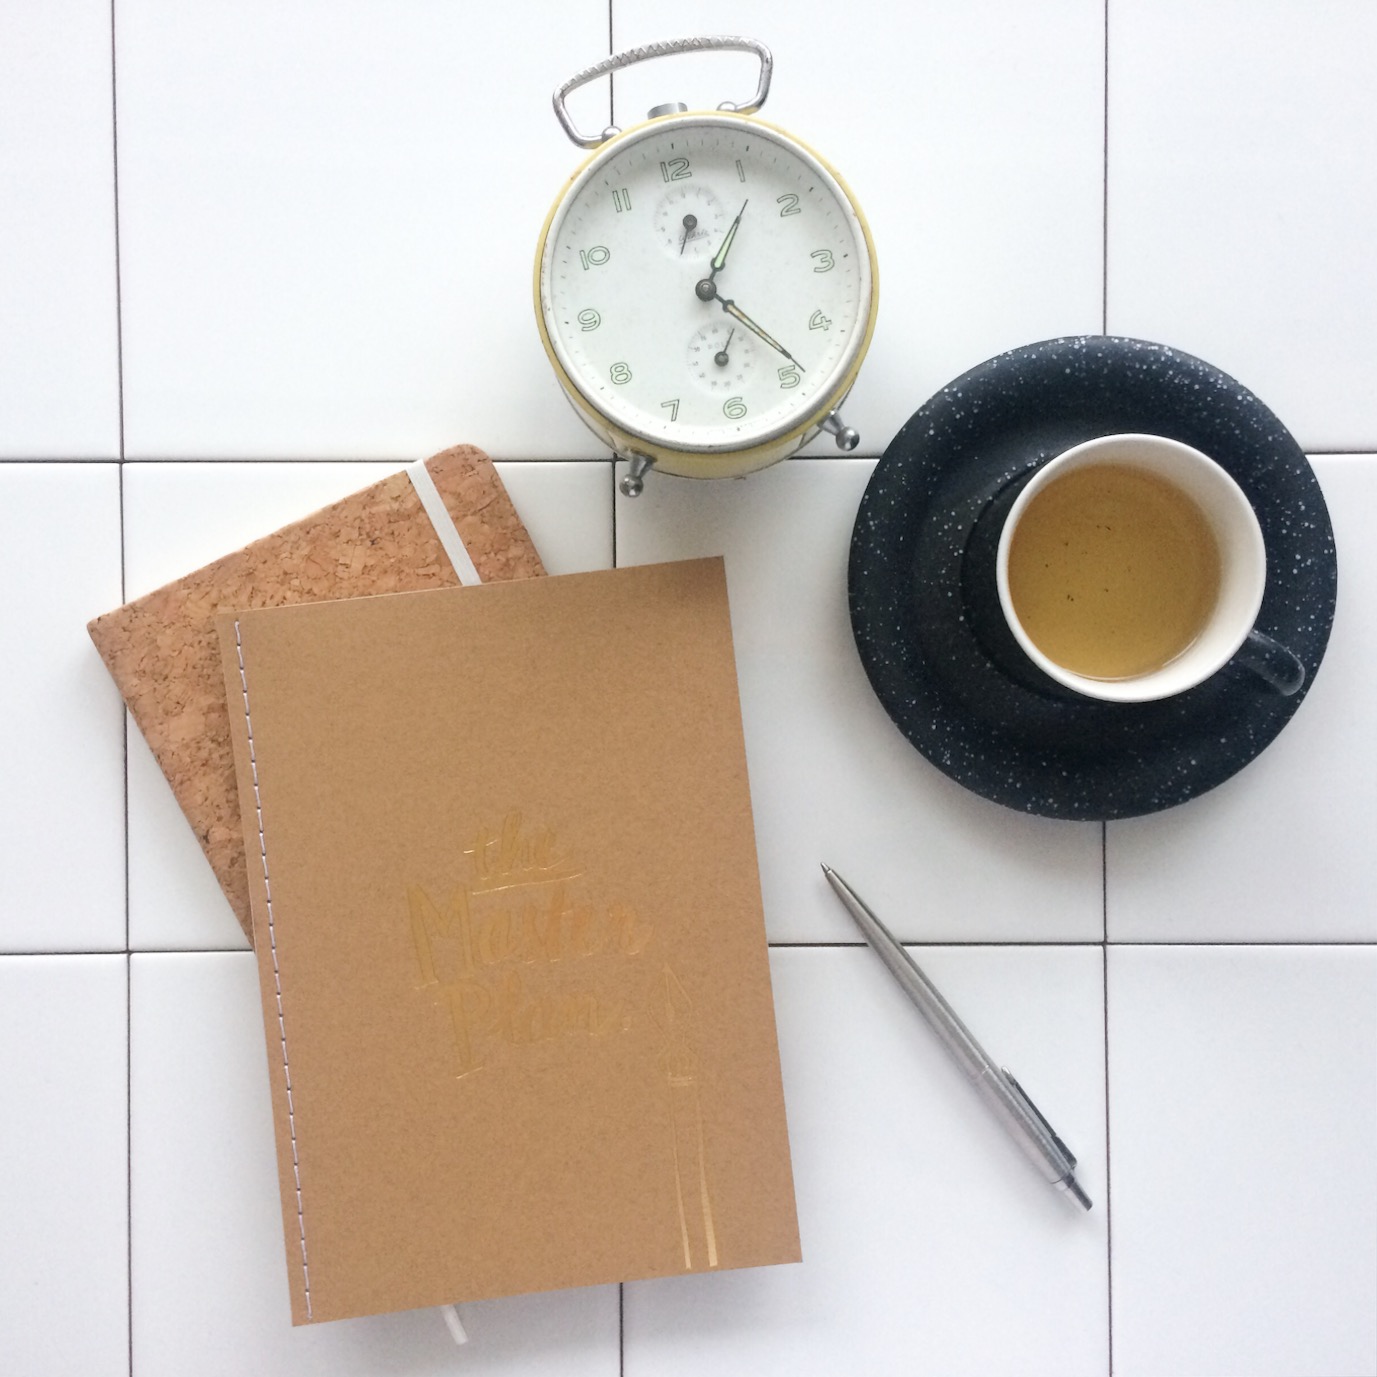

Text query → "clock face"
[537,114,875,456]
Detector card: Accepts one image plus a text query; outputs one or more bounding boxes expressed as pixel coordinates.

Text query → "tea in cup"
[994,434,1303,702]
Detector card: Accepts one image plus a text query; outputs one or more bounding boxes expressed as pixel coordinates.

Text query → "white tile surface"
[1108,0,1377,452]
[0,955,128,1377]
[130,952,620,1376]
[123,460,614,950]
[8,4,1377,1373]
[0,464,125,953]
[498,460,615,575]
[0,1,120,458]
[1107,456,1377,942]
[626,945,1108,1377]
[615,458,1104,943]
[114,0,612,460]
[613,0,1106,456]
[1107,945,1377,1377]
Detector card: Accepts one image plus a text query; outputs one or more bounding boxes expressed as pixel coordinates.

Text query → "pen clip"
[1000,1068,1077,1169]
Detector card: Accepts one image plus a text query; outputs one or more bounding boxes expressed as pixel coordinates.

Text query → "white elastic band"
[441,1304,469,1345]
[411,460,479,1352]
[407,460,483,587]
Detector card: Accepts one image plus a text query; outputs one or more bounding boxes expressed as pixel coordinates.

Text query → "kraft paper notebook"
[216,558,800,1324]
[87,445,543,940]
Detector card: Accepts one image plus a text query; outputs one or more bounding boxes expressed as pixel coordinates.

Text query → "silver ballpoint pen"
[822,865,1092,1210]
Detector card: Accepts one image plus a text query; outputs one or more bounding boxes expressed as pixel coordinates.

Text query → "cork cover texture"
[87,445,545,941]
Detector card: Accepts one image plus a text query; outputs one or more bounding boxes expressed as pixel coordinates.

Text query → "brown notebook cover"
[88,445,544,940]
[216,559,800,1323]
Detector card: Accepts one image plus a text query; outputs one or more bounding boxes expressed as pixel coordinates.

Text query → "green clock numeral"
[577,309,601,331]
[809,310,833,332]
[611,188,632,213]
[659,157,692,182]
[723,396,747,420]
[661,399,680,421]
[610,362,632,385]
[777,193,801,217]
[811,249,834,272]
[735,159,747,182]
[777,365,801,389]
[579,246,611,270]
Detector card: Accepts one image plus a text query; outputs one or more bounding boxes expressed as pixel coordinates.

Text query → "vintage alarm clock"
[534,36,879,495]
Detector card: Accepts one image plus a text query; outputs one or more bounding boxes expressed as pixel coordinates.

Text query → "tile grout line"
[1101,819,1114,1376]
[125,950,133,1377]
[4,452,1376,466]
[110,0,126,461]
[110,4,134,1370]
[769,939,1113,949]
[1101,0,1110,337]
[610,460,619,568]
[119,460,132,1373]
[1102,937,1114,1377]
[608,0,617,133]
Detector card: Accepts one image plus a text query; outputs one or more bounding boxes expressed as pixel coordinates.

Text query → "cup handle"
[1234,629,1306,696]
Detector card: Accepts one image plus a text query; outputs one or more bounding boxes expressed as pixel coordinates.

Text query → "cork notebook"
[88,446,543,941]
[216,558,800,1323]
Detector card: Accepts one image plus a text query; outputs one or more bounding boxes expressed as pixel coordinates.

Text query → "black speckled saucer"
[848,336,1337,820]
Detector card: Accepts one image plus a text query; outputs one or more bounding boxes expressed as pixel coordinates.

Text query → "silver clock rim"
[537,112,875,457]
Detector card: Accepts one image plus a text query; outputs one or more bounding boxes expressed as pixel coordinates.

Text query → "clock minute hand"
[718,296,800,365]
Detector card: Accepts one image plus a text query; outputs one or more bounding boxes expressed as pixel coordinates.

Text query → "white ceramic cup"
[995,433,1284,703]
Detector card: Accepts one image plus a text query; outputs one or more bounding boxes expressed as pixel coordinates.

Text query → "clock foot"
[619,453,655,498]
[821,410,860,452]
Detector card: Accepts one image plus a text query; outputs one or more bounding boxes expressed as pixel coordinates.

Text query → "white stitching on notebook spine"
[235,620,313,1319]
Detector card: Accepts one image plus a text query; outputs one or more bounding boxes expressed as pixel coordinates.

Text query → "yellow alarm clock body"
[534,39,878,494]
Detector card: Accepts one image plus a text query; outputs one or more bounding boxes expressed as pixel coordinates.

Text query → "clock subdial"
[688,321,757,393]
[653,184,725,259]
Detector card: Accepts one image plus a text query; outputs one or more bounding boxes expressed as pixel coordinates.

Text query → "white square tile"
[0,464,125,952]
[0,955,128,1376]
[497,461,614,574]
[615,459,1103,942]
[1107,946,1377,1377]
[1107,456,1377,942]
[625,945,1108,1376]
[1107,2,1377,451]
[0,2,120,458]
[612,0,1106,456]
[114,1,612,460]
[130,952,620,1375]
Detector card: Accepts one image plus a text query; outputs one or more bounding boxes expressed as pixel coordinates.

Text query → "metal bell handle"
[552,36,773,149]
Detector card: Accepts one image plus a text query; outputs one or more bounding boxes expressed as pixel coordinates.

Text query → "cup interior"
[994,434,1266,702]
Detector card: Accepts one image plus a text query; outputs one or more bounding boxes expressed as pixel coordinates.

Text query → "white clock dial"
[538,114,874,455]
